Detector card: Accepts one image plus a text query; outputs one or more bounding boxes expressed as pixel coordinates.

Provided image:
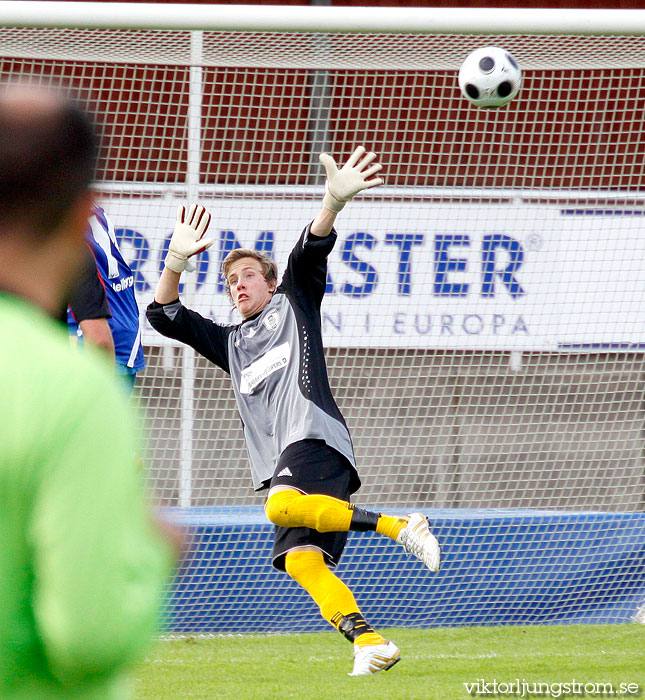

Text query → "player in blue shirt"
[68,206,145,389]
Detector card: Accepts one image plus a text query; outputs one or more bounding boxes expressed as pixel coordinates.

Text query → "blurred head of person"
[0,84,99,315]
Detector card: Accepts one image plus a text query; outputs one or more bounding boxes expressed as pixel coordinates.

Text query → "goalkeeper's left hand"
[164,204,213,274]
[319,145,383,212]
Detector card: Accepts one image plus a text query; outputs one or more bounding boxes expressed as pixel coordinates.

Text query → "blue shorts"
[115,363,137,394]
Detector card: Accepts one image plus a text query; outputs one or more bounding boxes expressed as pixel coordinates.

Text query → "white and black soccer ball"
[458,46,522,108]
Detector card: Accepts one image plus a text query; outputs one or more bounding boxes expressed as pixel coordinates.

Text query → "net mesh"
[3,24,644,631]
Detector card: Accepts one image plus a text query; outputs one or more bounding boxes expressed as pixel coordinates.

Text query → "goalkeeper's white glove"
[164,204,214,273]
[319,145,384,213]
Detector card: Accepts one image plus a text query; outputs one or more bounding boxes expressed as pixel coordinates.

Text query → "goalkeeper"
[147,146,441,676]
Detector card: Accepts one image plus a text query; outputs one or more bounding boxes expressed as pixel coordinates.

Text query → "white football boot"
[396,512,442,572]
[348,640,401,676]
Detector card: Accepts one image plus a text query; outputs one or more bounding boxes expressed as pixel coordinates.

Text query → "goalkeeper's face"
[227,257,276,319]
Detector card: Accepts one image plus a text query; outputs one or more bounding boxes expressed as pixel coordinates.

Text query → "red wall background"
[5,1,644,190]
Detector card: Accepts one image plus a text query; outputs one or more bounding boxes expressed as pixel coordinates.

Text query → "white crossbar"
[1,2,645,36]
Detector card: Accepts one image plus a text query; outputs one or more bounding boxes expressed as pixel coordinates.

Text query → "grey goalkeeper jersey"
[147,225,359,492]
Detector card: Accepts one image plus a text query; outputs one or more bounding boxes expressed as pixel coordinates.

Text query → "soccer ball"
[458,46,522,108]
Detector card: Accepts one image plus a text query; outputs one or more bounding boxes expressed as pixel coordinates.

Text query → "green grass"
[134,624,645,700]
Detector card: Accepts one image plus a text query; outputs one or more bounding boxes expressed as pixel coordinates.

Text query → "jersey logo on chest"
[263,309,280,332]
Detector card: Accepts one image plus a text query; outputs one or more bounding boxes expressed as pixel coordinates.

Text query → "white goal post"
[3,1,644,632]
[3,1,645,35]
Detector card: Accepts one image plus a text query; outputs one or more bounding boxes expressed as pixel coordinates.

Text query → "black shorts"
[269,439,358,572]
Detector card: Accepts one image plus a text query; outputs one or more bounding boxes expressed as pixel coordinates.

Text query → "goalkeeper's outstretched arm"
[154,204,213,304]
[155,146,382,301]
[311,145,383,238]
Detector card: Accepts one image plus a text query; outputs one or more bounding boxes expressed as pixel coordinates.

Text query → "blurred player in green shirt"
[0,85,175,700]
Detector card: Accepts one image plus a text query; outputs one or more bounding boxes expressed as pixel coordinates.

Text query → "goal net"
[3,4,644,632]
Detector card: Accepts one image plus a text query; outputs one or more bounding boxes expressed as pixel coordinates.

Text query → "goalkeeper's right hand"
[319,145,384,213]
[164,204,214,273]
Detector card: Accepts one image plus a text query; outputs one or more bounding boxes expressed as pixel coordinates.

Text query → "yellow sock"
[285,550,386,646]
[285,550,356,620]
[376,514,408,541]
[354,632,387,648]
[265,489,353,532]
